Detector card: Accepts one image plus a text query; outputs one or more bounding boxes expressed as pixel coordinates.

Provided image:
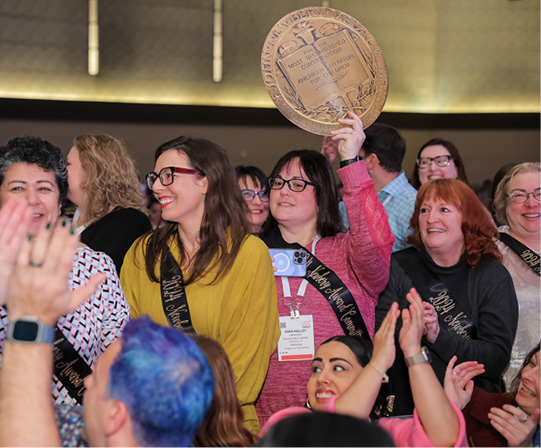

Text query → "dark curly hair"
[0,135,69,206]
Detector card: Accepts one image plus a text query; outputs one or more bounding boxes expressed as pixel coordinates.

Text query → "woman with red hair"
[376,178,518,416]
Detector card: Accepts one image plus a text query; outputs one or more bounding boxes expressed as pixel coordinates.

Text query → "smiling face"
[418,145,459,185]
[419,196,465,266]
[66,145,85,207]
[515,350,540,416]
[0,163,61,236]
[151,150,208,227]
[269,158,318,235]
[306,341,364,411]
[505,172,540,242]
[238,176,269,234]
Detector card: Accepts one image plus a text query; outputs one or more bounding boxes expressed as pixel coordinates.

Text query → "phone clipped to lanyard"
[269,248,307,277]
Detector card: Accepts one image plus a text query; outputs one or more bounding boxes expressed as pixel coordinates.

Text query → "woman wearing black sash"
[255,112,394,427]
[492,162,540,386]
[376,178,519,416]
[120,136,280,434]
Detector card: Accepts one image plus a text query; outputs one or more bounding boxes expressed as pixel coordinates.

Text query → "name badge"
[278,315,315,361]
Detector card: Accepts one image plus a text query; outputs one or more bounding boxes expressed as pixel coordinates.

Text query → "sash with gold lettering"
[261,227,371,344]
[160,247,194,333]
[394,248,475,340]
[53,327,92,405]
[499,232,540,277]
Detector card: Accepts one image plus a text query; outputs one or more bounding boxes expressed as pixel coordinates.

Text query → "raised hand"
[371,302,399,373]
[399,288,424,357]
[444,355,485,410]
[6,218,105,326]
[330,111,366,161]
[422,301,440,343]
[0,200,33,306]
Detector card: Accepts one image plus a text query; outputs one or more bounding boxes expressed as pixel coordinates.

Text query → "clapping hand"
[399,288,424,357]
[422,301,440,343]
[443,356,485,410]
[370,302,400,373]
[488,405,540,447]
[6,217,105,326]
[0,200,32,306]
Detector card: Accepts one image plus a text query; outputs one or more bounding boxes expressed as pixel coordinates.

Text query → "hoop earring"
[305,397,312,409]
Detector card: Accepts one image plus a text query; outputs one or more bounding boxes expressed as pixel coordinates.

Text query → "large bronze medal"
[262,7,388,135]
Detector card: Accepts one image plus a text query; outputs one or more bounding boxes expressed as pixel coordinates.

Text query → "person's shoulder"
[239,233,271,256]
[109,207,151,226]
[75,246,117,274]
[477,255,510,274]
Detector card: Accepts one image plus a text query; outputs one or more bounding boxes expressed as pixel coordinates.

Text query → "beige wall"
[1,116,538,188]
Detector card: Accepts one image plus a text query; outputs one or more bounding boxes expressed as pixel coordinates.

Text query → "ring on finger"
[350,129,355,134]
[29,260,43,268]
[522,415,529,423]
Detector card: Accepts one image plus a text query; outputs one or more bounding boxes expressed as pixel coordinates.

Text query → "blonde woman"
[493,162,540,386]
[66,134,151,272]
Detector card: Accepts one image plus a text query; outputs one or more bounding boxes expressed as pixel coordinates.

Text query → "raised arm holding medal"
[256,111,394,427]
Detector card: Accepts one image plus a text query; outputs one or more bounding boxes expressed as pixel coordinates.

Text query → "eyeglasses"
[507,188,541,204]
[416,155,453,169]
[146,166,203,190]
[268,176,315,192]
[241,189,269,202]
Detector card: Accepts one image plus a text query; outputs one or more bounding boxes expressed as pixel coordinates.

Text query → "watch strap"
[339,155,362,168]
[404,346,431,367]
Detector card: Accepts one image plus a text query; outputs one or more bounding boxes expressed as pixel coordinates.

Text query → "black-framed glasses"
[268,176,315,192]
[507,188,541,204]
[241,189,269,203]
[146,166,203,190]
[416,155,453,169]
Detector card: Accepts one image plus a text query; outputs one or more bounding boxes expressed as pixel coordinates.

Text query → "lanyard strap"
[499,232,541,277]
[281,238,319,316]
[160,247,195,333]
[52,327,93,405]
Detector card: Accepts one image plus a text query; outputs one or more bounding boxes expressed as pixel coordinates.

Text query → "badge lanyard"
[280,235,320,317]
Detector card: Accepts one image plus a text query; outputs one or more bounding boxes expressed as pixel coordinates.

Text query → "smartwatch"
[7,317,56,344]
[404,346,431,367]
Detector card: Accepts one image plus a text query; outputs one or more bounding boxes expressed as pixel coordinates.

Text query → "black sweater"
[375,248,518,416]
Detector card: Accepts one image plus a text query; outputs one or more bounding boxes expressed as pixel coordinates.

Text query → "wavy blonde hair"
[73,134,147,226]
[493,162,541,227]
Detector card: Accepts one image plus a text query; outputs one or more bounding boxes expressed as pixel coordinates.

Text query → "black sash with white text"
[52,327,92,405]
[394,248,475,340]
[499,232,541,277]
[160,248,195,333]
[261,228,372,344]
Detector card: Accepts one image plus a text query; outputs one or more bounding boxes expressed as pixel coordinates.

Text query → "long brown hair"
[141,136,249,285]
[192,335,256,447]
[73,134,147,226]
[408,178,501,268]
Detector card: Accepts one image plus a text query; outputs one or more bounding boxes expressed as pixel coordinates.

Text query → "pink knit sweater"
[255,161,394,427]
[259,396,468,447]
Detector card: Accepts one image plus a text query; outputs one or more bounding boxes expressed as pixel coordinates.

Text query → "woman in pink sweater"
[256,112,394,426]
[260,290,467,447]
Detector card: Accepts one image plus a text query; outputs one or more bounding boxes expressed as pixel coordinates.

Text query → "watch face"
[12,320,39,341]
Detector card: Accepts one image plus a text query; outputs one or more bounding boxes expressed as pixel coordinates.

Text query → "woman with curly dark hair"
[376,178,518,416]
